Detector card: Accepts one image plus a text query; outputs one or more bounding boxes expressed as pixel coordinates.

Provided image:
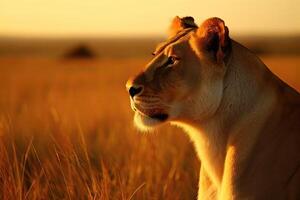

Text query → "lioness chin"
[126,16,300,200]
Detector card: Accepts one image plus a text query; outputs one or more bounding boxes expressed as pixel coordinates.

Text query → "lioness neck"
[173,40,278,189]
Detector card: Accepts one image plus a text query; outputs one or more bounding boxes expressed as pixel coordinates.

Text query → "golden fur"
[126,16,300,199]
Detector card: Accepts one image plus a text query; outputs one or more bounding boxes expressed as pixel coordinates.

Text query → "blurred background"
[0,0,299,199]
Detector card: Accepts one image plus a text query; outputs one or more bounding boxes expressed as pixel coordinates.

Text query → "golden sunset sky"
[0,0,299,37]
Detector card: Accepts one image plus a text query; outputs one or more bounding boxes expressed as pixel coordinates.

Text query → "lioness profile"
[126,16,300,199]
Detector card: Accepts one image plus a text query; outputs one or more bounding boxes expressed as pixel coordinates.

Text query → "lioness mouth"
[133,103,168,121]
[150,113,169,121]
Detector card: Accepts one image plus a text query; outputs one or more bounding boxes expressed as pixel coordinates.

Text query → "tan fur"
[126,17,300,199]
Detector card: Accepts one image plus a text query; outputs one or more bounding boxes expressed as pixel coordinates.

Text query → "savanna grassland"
[0,56,199,200]
[0,38,299,200]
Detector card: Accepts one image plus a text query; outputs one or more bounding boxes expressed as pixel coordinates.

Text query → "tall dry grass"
[0,57,199,200]
[0,55,299,199]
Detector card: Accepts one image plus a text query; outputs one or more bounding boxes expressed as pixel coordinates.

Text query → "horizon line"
[1,32,300,40]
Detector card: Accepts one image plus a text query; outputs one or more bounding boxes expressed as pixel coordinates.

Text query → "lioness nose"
[129,86,143,98]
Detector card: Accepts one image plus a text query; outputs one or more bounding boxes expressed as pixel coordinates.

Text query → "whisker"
[138,95,161,99]
[138,103,162,109]
[136,101,170,109]
[135,99,160,104]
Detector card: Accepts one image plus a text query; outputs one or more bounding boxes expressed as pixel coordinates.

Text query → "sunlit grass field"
[0,55,299,199]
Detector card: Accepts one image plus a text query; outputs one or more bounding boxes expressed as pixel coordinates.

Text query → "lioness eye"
[166,56,179,66]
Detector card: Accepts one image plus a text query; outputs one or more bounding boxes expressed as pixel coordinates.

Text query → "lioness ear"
[194,17,230,63]
[169,16,198,37]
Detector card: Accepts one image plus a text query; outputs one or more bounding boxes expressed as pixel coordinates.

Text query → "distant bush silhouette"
[64,44,96,59]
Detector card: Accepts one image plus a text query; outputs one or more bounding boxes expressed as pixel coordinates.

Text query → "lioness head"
[126,17,231,131]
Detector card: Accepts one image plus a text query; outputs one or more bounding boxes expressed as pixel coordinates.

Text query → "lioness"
[126,16,300,199]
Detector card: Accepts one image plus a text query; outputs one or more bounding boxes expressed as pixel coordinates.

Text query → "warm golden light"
[1,0,300,37]
[0,1,299,199]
